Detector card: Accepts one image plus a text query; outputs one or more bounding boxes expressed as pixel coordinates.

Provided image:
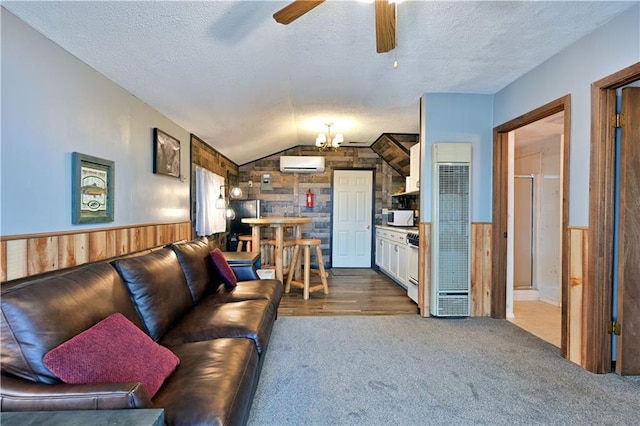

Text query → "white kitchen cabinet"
[396,242,408,284]
[405,143,420,194]
[382,238,391,272]
[375,226,410,288]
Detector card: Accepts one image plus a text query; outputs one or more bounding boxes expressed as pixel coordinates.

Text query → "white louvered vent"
[431,143,472,317]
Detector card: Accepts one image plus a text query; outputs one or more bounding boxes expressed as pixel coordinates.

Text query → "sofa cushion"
[209,248,238,288]
[160,299,275,355]
[112,248,193,341]
[0,263,143,384]
[43,313,179,398]
[170,238,213,303]
[154,338,259,426]
[205,279,284,309]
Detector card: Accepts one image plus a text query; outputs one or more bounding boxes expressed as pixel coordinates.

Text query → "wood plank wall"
[190,134,240,247]
[568,226,589,367]
[238,145,405,260]
[420,222,492,318]
[471,223,492,317]
[1,221,192,283]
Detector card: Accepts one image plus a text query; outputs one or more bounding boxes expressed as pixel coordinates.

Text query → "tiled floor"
[508,300,561,347]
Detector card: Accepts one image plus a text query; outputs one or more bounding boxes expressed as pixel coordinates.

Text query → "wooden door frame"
[491,95,571,359]
[586,62,640,374]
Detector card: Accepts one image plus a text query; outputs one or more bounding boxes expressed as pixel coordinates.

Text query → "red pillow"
[43,313,179,398]
[209,248,238,288]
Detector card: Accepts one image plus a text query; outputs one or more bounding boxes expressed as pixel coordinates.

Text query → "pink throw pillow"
[209,248,238,288]
[43,313,179,398]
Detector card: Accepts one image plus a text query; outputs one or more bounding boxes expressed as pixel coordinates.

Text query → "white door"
[332,170,373,267]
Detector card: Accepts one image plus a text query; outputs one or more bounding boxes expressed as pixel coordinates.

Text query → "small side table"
[0,409,164,426]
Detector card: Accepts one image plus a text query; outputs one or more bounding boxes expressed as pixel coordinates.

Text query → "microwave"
[386,210,414,227]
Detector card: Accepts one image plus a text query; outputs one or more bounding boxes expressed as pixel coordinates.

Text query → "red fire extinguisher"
[306,189,314,208]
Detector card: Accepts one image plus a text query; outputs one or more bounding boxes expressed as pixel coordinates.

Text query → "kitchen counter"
[376,225,418,232]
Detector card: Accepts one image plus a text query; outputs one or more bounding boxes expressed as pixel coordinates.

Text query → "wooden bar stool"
[285,239,329,300]
[236,235,253,252]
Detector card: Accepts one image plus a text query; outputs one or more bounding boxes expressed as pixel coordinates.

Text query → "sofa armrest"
[0,374,153,412]
[230,264,260,281]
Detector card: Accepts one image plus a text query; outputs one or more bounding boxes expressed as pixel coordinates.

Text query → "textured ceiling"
[3,1,634,164]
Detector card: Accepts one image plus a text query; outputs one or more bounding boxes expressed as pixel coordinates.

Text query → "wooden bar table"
[241,217,312,283]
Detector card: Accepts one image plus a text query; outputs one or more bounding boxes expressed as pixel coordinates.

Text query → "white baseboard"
[514,288,540,301]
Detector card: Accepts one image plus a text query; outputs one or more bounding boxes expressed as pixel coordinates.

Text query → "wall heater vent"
[431,143,472,317]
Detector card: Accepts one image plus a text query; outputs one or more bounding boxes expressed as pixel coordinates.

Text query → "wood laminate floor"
[278,268,419,316]
[508,300,561,347]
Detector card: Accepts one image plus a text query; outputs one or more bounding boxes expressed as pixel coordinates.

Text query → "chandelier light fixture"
[315,123,344,151]
[216,184,243,220]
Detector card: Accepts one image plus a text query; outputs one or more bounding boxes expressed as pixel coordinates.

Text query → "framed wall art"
[153,128,181,178]
[72,152,115,224]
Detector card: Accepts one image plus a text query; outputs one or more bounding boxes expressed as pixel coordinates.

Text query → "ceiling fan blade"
[375,0,396,53]
[273,1,325,25]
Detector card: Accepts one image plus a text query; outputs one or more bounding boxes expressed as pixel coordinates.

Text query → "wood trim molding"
[492,95,571,357]
[0,221,190,242]
[586,61,640,373]
[491,130,508,318]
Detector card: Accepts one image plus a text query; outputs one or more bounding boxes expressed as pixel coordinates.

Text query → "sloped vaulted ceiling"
[3,1,635,164]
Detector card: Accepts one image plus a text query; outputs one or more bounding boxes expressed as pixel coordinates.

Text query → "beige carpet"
[249,316,640,425]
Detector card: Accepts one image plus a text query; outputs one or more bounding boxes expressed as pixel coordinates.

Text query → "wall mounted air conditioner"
[280,156,325,173]
[431,143,472,317]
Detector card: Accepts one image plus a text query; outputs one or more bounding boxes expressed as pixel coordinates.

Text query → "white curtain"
[195,167,225,236]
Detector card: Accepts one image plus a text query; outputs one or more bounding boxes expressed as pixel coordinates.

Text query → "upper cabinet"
[405,143,420,194]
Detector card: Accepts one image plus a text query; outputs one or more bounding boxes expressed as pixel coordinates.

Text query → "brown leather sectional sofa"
[0,238,283,425]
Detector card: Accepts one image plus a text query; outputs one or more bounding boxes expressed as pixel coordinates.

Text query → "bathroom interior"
[509,111,563,347]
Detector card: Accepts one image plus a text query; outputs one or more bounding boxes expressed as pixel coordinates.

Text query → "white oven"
[407,232,419,303]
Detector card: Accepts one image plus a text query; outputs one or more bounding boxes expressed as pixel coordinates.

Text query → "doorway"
[588,62,640,374]
[492,95,570,357]
[331,169,374,267]
[506,112,564,347]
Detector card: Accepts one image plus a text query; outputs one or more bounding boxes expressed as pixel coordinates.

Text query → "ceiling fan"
[273,0,396,53]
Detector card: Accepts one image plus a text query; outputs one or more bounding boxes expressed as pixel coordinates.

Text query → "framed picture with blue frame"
[72,152,115,224]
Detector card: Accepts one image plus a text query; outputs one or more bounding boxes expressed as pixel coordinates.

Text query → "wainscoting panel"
[27,237,58,276]
[1,221,192,283]
[1,241,6,282]
[59,233,89,269]
[5,239,27,281]
[471,223,493,317]
[418,222,430,317]
[568,227,588,367]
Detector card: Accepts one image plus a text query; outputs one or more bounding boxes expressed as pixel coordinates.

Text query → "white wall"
[494,4,640,226]
[1,9,191,236]
[536,137,562,305]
